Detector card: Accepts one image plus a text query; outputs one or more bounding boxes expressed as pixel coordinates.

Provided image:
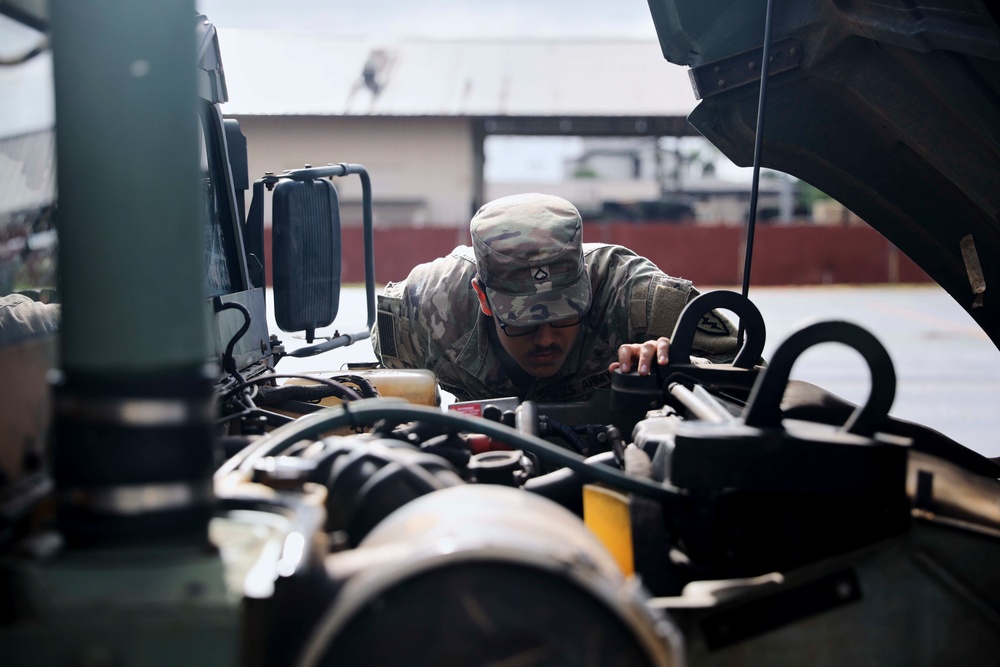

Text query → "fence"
[263,223,930,287]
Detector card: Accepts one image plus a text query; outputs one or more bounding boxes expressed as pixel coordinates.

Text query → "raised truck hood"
[647,0,1000,345]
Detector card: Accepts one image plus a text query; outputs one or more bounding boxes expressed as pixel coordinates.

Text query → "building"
[219,29,922,288]
[218,30,704,227]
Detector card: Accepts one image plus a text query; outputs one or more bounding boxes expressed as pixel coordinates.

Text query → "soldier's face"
[491,317,581,378]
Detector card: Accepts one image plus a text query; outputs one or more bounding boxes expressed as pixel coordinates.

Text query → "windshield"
[200,105,238,297]
[0,15,240,344]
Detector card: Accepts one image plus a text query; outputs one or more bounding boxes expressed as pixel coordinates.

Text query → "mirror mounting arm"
[283,162,376,335]
[269,162,376,356]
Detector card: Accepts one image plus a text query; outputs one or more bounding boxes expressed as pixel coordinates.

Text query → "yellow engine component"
[583,483,635,576]
[283,368,440,408]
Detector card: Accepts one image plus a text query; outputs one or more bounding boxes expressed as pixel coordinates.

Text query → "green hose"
[218,398,676,502]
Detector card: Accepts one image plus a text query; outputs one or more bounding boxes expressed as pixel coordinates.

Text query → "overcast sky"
[196,0,660,39]
[194,0,752,183]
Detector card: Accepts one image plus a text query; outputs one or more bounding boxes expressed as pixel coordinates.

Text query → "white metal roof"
[217,29,698,117]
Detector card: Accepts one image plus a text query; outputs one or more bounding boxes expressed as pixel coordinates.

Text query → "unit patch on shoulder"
[698,311,731,336]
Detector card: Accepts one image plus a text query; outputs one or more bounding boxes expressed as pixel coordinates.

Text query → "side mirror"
[272,178,342,342]
[267,164,376,357]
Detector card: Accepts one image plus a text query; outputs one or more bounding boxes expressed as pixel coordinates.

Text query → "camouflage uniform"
[371,242,739,402]
[0,294,60,346]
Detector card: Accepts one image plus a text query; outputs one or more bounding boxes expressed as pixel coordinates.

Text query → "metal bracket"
[689,38,802,100]
[700,569,862,650]
[960,234,986,308]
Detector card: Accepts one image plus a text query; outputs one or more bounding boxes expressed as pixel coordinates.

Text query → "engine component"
[298,485,682,667]
[468,449,534,486]
[298,435,465,546]
[611,289,766,422]
[660,320,911,577]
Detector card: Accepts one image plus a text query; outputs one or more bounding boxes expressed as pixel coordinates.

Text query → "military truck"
[2,1,1000,665]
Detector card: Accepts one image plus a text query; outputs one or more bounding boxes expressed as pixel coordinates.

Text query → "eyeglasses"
[496,315,584,337]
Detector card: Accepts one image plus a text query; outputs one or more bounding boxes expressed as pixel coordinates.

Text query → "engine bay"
[201,289,1000,665]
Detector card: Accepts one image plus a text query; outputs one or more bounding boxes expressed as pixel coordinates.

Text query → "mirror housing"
[271,178,342,342]
[266,163,376,357]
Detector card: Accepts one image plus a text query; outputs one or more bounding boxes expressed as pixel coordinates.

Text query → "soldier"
[371,193,738,402]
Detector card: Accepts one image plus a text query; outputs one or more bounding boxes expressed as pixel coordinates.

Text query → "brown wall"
[264,223,930,288]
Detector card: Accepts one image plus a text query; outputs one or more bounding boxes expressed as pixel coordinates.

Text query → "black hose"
[255,381,364,406]
[538,415,589,455]
[523,451,618,514]
[214,299,251,378]
[331,374,381,399]
[230,373,364,403]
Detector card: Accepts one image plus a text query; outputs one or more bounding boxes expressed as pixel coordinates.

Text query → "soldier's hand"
[609,337,670,375]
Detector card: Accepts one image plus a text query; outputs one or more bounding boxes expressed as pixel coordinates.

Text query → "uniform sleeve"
[371,249,479,370]
[587,245,694,343]
[371,279,427,369]
[587,245,739,362]
[647,277,740,362]
[0,294,60,345]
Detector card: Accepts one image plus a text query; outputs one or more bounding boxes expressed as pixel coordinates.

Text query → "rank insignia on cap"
[470,193,592,325]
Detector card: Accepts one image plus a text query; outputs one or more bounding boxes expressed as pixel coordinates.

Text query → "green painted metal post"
[51,0,207,373]
[49,0,216,544]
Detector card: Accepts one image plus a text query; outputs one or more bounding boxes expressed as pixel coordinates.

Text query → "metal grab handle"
[667,290,766,369]
[742,320,896,437]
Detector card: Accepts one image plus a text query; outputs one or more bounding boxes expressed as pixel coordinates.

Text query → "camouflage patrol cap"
[471,193,591,326]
